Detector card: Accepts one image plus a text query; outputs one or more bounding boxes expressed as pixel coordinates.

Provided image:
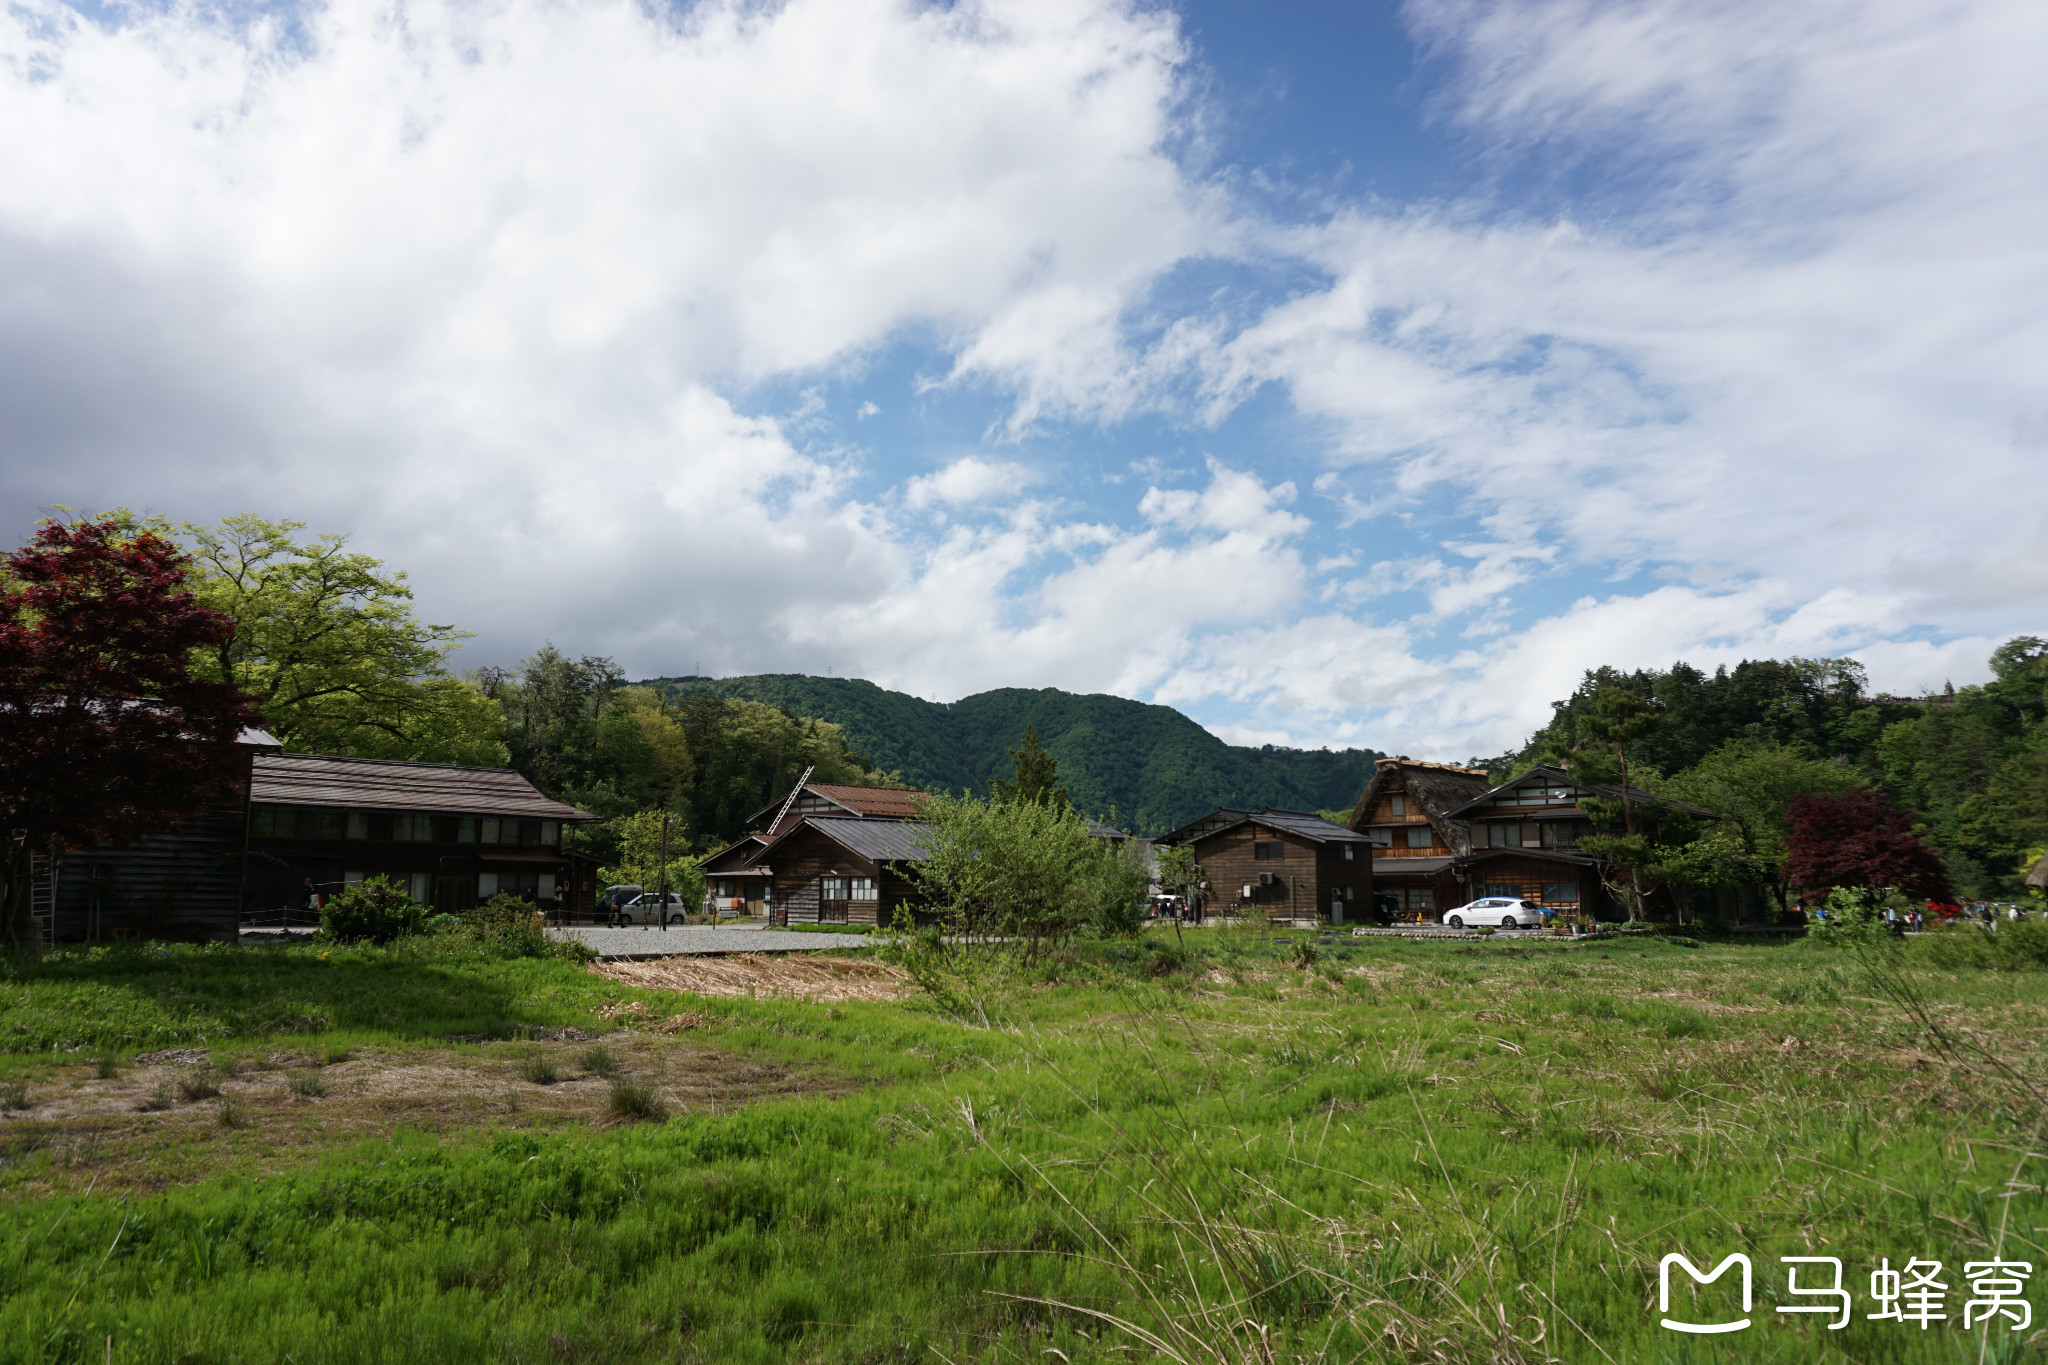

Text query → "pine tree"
[989,722,1069,809]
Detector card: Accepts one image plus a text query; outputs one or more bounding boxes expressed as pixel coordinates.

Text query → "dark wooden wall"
[770,826,879,925]
[1190,822,1369,922]
[53,806,246,943]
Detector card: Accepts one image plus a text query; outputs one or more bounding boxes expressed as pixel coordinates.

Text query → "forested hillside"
[640,675,1384,836]
[1506,642,2048,899]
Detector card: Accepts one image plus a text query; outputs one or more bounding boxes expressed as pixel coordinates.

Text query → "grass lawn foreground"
[2,926,2045,1364]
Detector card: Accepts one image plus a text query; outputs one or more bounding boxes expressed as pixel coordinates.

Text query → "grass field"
[2,926,2045,1364]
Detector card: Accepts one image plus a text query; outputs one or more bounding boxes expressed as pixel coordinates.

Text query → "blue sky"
[2,0,2043,756]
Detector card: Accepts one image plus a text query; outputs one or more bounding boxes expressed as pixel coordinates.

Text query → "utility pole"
[658,814,669,932]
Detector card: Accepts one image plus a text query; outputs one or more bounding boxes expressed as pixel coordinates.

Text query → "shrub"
[0,1081,29,1111]
[519,1052,559,1085]
[1806,887,1899,951]
[216,1095,243,1128]
[459,894,569,959]
[287,1073,324,1100]
[94,1056,119,1078]
[581,1047,619,1078]
[178,1072,222,1102]
[320,876,428,945]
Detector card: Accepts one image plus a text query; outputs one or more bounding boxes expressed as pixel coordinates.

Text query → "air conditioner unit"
[1259,872,1274,886]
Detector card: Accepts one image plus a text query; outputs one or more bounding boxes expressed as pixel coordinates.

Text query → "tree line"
[1498,647,2046,909]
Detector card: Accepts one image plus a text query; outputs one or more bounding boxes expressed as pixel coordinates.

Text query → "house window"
[347,811,370,840]
[1403,888,1435,910]
[1541,822,1578,849]
[394,814,431,842]
[1365,828,1392,847]
[480,819,501,845]
[1489,822,1533,848]
[1388,795,1405,817]
[1253,841,1285,860]
[518,820,542,848]
[1484,883,1520,899]
[1342,845,1355,861]
[540,822,559,847]
[408,872,432,903]
[456,818,477,844]
[1404,826,1432,849]
[1543,882,1580,904]
[850,878,878,900]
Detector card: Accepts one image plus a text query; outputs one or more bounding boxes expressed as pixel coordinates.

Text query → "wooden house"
[38,747,596,944]
[243,752,597,918]
[753,816,931,926]
[1155,807,1373,925]
[1440,765,1694,918]
[700,782,929,918]
[1345,758,1495,922]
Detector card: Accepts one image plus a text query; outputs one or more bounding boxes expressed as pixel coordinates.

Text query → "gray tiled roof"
[1158,806,1370,846]
[250,752,593,820]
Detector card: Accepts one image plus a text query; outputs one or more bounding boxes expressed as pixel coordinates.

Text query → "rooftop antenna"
[768,763,815,835]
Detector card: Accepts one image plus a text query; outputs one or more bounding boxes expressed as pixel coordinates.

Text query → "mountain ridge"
[638,673,1385,837]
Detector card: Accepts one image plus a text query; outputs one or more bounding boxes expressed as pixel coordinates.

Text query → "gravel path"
[548,925,867,959]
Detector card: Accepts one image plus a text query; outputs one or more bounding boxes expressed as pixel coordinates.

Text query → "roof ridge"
[260,750,521,775]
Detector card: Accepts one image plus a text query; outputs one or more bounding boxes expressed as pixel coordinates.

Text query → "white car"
[612,892,691,927]
[1443,897,1540,930]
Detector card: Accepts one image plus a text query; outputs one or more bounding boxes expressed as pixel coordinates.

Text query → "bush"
[458,894,587,960]
[1806,888,1898,951]
[320,876,428,945]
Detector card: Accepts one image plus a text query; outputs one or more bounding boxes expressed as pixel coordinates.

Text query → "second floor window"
[1253,841,1285,860]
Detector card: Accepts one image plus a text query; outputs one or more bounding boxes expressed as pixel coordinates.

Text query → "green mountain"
[638,674,1384,837]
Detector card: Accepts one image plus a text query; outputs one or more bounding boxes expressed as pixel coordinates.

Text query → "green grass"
[3,929,2046,1362]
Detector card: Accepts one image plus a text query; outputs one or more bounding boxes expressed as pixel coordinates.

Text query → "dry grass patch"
[590,952,910,1003]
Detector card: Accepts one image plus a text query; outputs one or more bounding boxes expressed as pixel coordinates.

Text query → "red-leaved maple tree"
[1783,786,1952,905]
[0,518,257,943]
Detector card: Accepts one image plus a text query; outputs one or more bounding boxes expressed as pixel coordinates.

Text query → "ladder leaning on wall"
[25,850,57,950]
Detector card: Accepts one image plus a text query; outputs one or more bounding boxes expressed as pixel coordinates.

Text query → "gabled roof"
[700,834,770,874]
[249,751,594,820]
[1445,765,1704,819]
[745,782,927,827]
[1157,807,1371,847]
[769,815,933,863]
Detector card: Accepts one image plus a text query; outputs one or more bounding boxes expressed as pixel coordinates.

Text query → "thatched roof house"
[1346,757,1495,855]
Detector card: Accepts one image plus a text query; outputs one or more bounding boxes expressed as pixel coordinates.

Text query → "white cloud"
[903,456,1031,509]
[0,0,2040,762]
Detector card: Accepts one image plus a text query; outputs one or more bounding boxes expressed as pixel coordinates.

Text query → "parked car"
[613,891,692,926]
[598,884,642,919]
[1443,897,1540,929]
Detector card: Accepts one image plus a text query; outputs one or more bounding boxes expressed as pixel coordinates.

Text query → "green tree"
[596,810,706,909]
[181,515,506,763]
[1571,684,1666,920]
[1664,739,1863,912]
[909,793,1148,958]
[988,722,1070,809]
[486,645,623,799]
